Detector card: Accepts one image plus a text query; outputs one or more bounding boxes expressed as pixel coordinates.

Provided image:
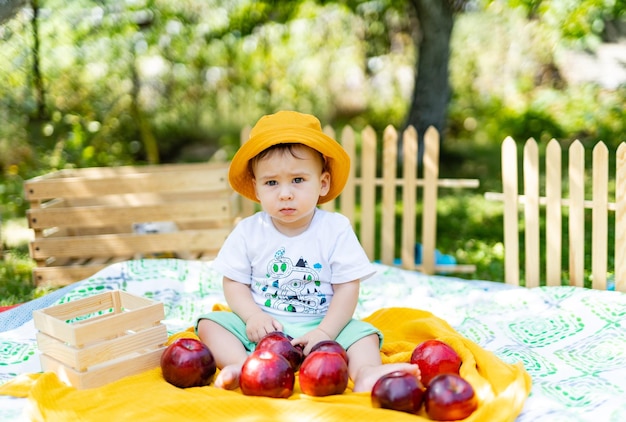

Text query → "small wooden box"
[33,290,167,389]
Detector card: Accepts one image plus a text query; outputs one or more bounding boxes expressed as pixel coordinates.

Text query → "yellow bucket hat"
[229,111,350,204]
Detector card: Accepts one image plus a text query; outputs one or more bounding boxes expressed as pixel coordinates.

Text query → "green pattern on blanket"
[507,313,584,346]
[0,341,36,366]
[540,375,624,408]
[555,327,626,373]
[495,345,558,378]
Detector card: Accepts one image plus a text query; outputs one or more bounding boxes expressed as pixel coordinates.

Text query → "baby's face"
[252,145,330,235]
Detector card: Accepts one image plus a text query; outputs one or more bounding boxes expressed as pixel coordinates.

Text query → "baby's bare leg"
[197,319,248,389]
[347,334,420,392]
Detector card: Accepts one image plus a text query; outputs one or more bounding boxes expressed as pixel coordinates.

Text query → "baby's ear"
[320,172,331,196]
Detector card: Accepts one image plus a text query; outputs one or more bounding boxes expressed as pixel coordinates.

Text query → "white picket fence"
[486,137,626,292]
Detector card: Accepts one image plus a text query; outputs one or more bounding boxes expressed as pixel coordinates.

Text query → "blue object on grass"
[391,243,457,270]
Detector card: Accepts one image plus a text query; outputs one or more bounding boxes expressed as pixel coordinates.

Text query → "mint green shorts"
[196,311,382,352]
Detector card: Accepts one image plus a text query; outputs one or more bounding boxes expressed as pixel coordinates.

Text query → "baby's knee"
[196,318,223,341]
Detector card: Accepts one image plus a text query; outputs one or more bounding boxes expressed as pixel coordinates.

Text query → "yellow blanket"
[0,307,531,421]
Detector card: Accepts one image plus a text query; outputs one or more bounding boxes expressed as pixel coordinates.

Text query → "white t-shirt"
[212,209,376,322]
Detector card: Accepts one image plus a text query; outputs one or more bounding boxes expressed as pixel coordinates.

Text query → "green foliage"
[499,0,626,46]
[448,7,625,151]
[0,248,37,306]
[433,194,506,281]
[0,1,625,302]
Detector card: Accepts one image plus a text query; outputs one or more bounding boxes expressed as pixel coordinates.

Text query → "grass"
[0,246,40,306]
[1,219,56,306]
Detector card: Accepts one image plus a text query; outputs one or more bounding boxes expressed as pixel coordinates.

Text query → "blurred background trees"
[1,1,624,178]
[1,0,625,215]
[0,0,624,297]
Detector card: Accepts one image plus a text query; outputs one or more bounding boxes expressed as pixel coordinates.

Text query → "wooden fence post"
[568,140,585,288]
[381,126,398,265]
[502,137,519,285]
[591,142,609,290]
[545,139,562,286]
[401,127,418,270]
[421,127,439,275]
[360,126,377,259]
[523,139,540,288]
[616,143,626,291]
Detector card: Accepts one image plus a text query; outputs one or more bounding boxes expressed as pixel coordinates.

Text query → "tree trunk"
[406,0,454,158]
[31,0,46,120]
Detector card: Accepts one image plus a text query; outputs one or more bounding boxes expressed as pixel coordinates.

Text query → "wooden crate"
[33,290,167,389]
[25,161,245,287]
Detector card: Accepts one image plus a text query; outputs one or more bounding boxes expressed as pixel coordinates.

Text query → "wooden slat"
[591,142,608,290]
[485,192,616,210]
[30,230,230,259]
[354,178,479,188]
[32,262,132,287]
[401,127,418,269]
[502,137,519,286]
[70,303,164,348]
[545,139,562,286]
[421,127,439,275]
[381,126,397,265]
[360,126,377,260]
[616,143,626,292]
[36,324,167,371]
[61,190,231,208]
[523,139,540,288]
[30,161,220,178]
[117,290,160,310]
[339,126,356,224]
[34,294,112,326]
[24,163,229,200]
[39,346,164,389]
[27,199,231,229]
[568,140,585,288]
[320,126,337,212]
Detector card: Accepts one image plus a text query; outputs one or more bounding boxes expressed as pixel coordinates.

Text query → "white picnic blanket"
[1,259,625,421]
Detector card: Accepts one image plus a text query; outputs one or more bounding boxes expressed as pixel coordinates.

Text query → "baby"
[196,111,419,391]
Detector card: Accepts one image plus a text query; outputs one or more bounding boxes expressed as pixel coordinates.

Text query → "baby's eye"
[293,177,304,184]
[266,180,277,186]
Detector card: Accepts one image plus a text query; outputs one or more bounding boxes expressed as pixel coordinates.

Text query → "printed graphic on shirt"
[257,247,327,313]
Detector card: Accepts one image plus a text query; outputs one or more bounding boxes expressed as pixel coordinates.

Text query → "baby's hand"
[245,312,283,343]
[291,328,332,355]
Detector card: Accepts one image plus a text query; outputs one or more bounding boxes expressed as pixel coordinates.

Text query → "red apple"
[256,331,304,371]
[410,339,462,386]
[160,337,216,388]
[299,350,349,396]
[371,371,425,414]
[425,373,478,421]
[310,340,349,365]
[240,349,295,398]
